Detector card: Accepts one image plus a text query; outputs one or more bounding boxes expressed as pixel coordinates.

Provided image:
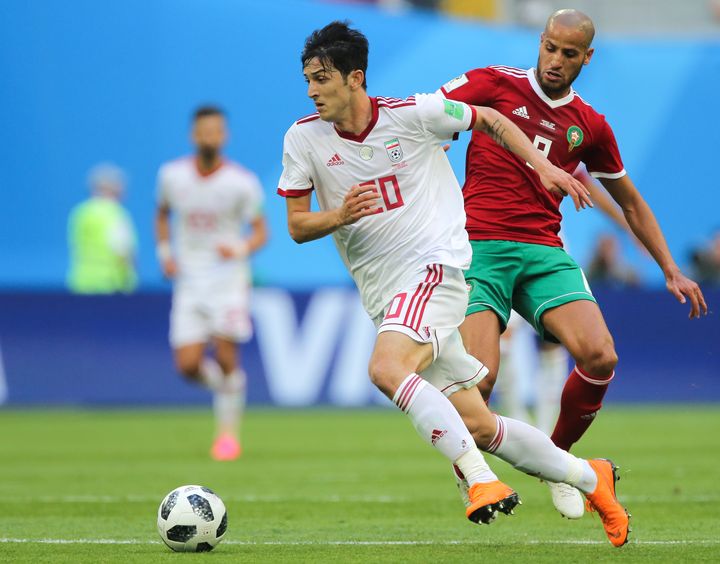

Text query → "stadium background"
[1,0,718,406]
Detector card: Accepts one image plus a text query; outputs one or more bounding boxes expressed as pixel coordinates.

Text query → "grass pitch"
[1,406,718,562]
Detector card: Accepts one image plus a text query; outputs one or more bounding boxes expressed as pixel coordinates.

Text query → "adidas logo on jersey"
[512,106,530,119]
[326,153,345,167]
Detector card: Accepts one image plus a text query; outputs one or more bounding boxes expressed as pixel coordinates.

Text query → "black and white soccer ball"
[157,485,228,552]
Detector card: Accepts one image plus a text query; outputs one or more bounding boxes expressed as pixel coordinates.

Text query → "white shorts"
[373,264,488,397]
[170,275,252,348]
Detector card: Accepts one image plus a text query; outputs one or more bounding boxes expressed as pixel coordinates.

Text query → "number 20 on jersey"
[358,174,404,214]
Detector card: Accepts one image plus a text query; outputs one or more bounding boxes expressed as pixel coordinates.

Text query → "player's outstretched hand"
[666,270,708,319]
[340,183,382,225]
[538,164,593,211]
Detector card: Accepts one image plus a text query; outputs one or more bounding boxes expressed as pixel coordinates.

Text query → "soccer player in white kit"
[278,22,630,543]
[156,105,268,461]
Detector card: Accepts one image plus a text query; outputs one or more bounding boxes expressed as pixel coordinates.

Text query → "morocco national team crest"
[567,125,584,152]
[384,138,403,163]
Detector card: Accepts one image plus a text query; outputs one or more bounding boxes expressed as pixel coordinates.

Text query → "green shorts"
[465,240,596,342]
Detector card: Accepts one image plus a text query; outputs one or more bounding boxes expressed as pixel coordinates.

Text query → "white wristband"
[156,240,172,262]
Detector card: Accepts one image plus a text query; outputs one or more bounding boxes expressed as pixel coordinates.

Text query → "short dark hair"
[193,105,225,121]
[301,21,369,89]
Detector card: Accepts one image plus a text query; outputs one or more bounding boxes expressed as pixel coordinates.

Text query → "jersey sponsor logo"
[540,119,556,130]
[359,146,374,161]
[512,105,530,119]
[384,138,404,163]
[567,125,584,151]
[443,99,465,120]
[442,74,469,93]
[326,153,345,167]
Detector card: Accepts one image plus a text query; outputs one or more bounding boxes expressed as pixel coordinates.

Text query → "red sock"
[550,366,614,452]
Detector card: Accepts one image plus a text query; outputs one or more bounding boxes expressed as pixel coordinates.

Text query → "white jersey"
[278,93,477,317]
[157,157,264,282]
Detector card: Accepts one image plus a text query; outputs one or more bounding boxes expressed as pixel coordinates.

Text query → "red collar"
[333,97,378,143]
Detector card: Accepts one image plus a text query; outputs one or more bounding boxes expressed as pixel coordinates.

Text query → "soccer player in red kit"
[439,9,707,518]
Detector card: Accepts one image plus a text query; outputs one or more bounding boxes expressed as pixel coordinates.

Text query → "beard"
[536,56,584,95]
[197,145,219,163]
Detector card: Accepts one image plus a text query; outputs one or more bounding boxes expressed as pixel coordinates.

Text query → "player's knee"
[175,358,202,381]
[368,355,405,397]
[578,343,618,376]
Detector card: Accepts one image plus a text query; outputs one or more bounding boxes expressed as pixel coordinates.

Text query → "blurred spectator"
[690,230,720,285]
[328,0,441,11]
[586,233,640,287]
[514,0,553,28]
[67,163,138,294]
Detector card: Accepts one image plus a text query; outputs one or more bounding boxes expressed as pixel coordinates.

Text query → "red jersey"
[440,66,625,247]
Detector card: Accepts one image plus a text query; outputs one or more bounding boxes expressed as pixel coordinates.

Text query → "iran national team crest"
[567,125,584,152]
[384,138,403,163]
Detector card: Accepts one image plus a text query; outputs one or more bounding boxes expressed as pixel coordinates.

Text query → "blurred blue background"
[0,0,718,405]
[2,0,720,289]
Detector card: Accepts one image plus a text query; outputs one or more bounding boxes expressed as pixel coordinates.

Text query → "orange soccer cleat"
[585,459,631,547]
[211,434,242,461]
[466,480,520,525]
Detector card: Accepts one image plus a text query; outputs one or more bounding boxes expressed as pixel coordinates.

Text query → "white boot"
[546,481,585,519]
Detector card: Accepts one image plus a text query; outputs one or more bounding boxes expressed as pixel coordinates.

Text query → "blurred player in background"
[439,8,707,517]
[155,105,268,461]
[278,21,630,546]
[690,228,720,285]
[67,163,137,294]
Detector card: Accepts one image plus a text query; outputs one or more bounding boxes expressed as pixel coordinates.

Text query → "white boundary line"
[4,494,719,504]
[2,494,402,504]
[1,538,718,546]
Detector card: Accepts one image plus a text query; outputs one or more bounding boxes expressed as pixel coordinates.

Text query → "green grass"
[1,406,718,563]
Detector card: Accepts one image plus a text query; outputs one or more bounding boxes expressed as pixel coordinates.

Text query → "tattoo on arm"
[486,119,509,149]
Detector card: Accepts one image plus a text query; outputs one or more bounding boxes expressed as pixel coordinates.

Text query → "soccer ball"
[157,485,228,552]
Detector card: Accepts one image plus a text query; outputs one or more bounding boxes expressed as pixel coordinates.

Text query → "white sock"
[488,415,597,493]
[213,369,245,437]
[535,346,569,435]
[392,373,497,484]
[198,357,224,391]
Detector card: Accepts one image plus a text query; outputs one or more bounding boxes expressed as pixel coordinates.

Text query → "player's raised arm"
[286,184,381,244]
[471,106,593,211]
[600,174,708,318]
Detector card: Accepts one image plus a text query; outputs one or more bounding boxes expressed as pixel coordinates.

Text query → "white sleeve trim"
[590,169,626,180]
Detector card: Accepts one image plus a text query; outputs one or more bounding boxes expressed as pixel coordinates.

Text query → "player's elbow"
[288,223,308,244]
[472,106,498,131]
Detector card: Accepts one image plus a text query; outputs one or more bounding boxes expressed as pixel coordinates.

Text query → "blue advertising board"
[0,289,717,406]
